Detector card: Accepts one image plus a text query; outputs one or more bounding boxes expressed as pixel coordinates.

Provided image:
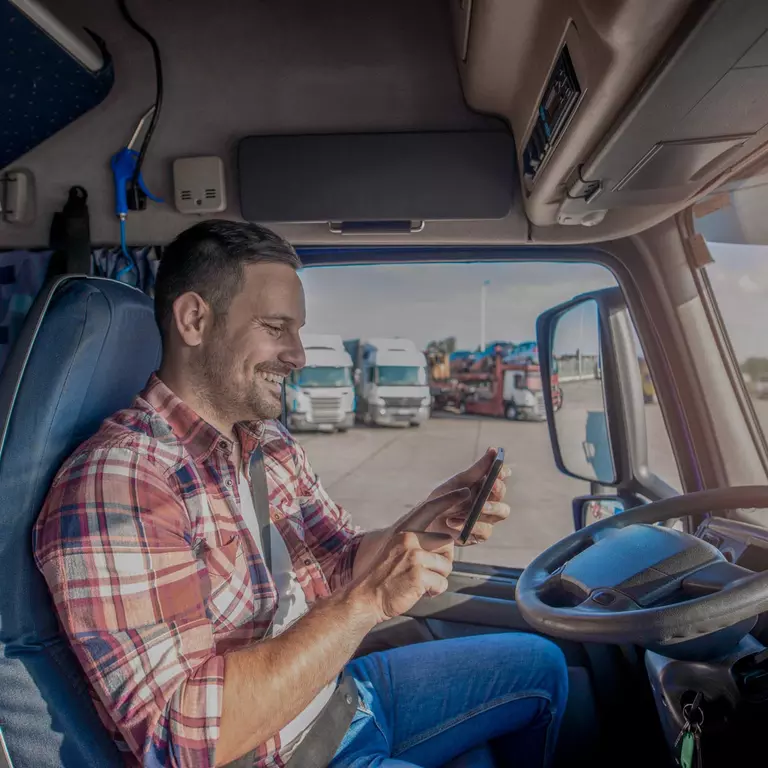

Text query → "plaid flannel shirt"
[34,374,363,767]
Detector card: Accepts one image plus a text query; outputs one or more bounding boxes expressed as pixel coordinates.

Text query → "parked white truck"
[286,335,356,432]
[344,338,431,427]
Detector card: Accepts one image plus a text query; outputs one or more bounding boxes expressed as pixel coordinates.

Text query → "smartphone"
[458,448,505,545]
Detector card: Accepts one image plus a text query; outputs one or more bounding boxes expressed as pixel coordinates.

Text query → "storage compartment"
[558,0,768,220]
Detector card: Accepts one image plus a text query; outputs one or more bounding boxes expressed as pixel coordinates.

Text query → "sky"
[298,245,768,362]
[300,261,615,353]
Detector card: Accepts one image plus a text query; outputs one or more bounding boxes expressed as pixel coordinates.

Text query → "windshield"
[526,373,543,391]
[377,366,424,386]
[297,366,352,388]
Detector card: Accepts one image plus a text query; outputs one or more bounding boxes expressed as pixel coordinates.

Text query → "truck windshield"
[526,373,543,391]
[297,367,352,388]
[377,366,423,386]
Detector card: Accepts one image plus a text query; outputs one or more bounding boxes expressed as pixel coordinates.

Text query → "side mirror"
[537,294,618,485]
[537,288,675,499]
[573,495,626,530]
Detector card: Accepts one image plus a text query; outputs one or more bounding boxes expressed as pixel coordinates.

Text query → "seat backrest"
[0,277,161,767]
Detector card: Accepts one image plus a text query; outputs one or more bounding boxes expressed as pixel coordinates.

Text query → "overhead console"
[557,0,768,229]
[454,0,768,237]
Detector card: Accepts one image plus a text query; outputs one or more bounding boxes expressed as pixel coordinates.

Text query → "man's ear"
[171,292,212,347]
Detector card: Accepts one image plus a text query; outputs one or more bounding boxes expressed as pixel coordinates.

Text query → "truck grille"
[310,396,343,422]
[383,397,423,409]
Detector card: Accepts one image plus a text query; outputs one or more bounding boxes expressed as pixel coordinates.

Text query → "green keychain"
[679,730,695,768]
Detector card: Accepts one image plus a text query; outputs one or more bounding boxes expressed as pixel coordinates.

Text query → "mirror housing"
[537,287,674,499]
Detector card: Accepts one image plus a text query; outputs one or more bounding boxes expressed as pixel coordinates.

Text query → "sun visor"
[238,131,515,226]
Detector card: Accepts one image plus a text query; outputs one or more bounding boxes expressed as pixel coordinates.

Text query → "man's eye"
[265,324,283,336]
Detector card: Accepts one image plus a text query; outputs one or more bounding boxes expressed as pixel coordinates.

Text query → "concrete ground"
[296,384,742,567]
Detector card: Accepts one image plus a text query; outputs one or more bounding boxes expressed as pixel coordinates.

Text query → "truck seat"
[0,277,160,767]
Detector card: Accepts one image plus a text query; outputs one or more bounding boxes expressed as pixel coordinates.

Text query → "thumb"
[462,448,497,483]
[399,488,472,532]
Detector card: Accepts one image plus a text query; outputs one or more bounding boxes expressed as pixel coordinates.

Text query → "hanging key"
[674,719,690,752]
[679,693,704,768]
[679,728,695,768]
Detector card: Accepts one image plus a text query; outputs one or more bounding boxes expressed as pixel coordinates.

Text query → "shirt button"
[225,478,233,488]
[303,558,312,566]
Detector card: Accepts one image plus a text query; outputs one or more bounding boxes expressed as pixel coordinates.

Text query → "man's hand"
[349,490,467,624]
[404,448,511,545]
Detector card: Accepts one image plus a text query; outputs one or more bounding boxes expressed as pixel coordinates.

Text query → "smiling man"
[34,221,568,768]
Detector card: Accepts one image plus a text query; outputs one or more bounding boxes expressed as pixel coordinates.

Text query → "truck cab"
[3,1,768,767]
[286,335,355,433]
[346,338,431,427]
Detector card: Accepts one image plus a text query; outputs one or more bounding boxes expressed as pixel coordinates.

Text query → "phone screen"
[458,448,505,545]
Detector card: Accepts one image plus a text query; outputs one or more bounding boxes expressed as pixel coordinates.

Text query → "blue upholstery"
[0,277,161,767]
[1,2,114,169]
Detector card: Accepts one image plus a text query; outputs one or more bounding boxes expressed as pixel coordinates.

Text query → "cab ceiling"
[2,0,514,249]
[3,0,768,249]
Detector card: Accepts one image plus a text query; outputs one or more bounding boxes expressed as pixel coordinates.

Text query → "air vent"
[173,156,227,214]
[523,45,582,190]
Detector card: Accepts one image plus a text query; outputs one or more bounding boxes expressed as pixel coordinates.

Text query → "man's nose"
[281,337,306,370]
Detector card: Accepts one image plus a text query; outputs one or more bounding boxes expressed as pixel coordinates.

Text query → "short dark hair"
[154,220,302,338]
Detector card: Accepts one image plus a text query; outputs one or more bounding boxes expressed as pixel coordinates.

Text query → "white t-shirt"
[237,472,336,751]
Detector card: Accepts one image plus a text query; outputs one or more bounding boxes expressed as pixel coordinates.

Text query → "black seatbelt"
[249,447,272,573]
[221,673,357,768]
[283,673,357,768]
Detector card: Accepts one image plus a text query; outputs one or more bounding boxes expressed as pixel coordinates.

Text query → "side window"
[629,327,682,490]
[700,241,768,441]
[294,261,680,568]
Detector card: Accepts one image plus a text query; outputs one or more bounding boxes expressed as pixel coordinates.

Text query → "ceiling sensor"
[173,156,227,214]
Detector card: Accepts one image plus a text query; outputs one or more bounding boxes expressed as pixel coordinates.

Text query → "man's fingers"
[400,488,471,532]
[446,502,510,530]
[462,521,493,543]
[422,570,449,598]
[413,548,454,577]
[489,478,506,502]
[482,501,510,522]
[461,448,497,485]
[411,531,455,554]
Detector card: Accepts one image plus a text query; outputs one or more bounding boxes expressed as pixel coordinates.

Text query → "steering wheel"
[516,487,768,657]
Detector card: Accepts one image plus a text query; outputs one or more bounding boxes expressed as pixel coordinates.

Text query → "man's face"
[197,262,306,422]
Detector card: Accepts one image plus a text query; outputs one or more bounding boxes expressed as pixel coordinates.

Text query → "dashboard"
[696,516,768,572]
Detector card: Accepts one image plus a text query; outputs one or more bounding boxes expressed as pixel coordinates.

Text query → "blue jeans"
[330,633,569,768]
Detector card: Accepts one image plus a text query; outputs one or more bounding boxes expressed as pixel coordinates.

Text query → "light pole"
[480,280,490,351]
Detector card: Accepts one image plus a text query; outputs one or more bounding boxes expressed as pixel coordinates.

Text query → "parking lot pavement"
[296,401,684,569]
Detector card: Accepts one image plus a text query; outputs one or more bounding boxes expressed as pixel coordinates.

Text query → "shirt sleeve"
[281,425,364,590]
[33,440,224,768]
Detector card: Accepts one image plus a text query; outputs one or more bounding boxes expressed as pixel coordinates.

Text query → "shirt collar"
[141,373,266,465]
